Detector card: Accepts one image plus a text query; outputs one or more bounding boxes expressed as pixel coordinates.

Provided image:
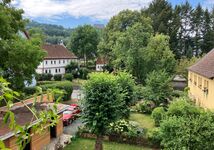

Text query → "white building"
[36,44,78,75]
[96,57,108,72]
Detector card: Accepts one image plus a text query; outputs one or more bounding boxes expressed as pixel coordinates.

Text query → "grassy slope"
[64,138,151,150]
[129,113,155,130]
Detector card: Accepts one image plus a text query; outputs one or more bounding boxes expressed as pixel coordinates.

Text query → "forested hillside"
[26,21,73,45]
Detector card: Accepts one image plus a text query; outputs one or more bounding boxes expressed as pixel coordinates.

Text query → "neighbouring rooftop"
[42,44,78,59]
[188,49,214,79]
[0,101,68,140]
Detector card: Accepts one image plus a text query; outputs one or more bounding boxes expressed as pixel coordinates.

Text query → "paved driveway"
[63,119,83,136]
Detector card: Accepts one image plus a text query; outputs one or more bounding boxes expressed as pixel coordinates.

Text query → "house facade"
[36,44,78,75]
[188,49,214,109]
[96,57,108,72]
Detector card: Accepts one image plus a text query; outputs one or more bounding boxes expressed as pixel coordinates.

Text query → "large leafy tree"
[68,25,100,65]
[98,10,143,60]
[145,34,176,75]
[82,72,122,150]
[144,70,173,106]
[0,0,45,90]
[113,21,153,82]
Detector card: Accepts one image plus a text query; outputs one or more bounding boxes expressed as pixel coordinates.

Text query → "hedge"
[23,86,37,96]
[40,81,73,101]
[54,74,62,81]
[37,81,59,86]
[64,73,73,81]
[36,73,53,81]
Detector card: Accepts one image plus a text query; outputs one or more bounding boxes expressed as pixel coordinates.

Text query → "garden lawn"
[129,113,155,130]
[72,79,86,87]
[64,138,151,150]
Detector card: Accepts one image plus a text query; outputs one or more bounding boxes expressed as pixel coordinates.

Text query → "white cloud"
[14,0,152,20]
[203,0,214,10]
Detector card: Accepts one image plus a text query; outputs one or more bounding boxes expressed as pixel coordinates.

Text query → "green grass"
[64,138,151,150]
[72,79,86,86]
[129,113,155,130]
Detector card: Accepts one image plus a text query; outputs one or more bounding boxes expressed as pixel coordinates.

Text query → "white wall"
[96,64,105,71]
[36,58,78,75]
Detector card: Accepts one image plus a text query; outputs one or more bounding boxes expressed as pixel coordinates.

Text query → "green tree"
[177,1,193,58]
[28,27,46,43]
[202,9,214,53]
[0,1,45,90]
[116,71,137,118]
[98,10,144,61]
[144,70,173,106]
[68,25,100,65]
[145,0,173,34]
[145,34,176,75]
[176,56,200,79]
[191,4,204,56]
[113,21,153,82]
[82,72,122,150]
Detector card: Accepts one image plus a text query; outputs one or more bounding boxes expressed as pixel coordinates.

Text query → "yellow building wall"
[188,71,214,110]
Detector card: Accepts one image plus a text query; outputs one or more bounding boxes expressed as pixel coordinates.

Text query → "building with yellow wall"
[188,49,214,109]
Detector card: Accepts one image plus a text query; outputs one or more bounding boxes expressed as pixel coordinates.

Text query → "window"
[49,70,51,74]
[45,61,48,65]
[51,61,53,64]
[59,60,61,64]
[45,70,48,73]
[59,68,60,72]
[54,61,56,64]
[189,72,193,82]
[50,126,57,138]
[55,69,58,73]
[63,60,65,64]
[198,77,202,89]
[204,80,209,95]
[194,74,197,86]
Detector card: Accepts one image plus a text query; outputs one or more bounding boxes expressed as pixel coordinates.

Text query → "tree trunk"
[95,135,103,150]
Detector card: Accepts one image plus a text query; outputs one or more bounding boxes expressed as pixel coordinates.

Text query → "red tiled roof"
[188,49,214,79]
[42,44,77,59]
[96,57,108,65]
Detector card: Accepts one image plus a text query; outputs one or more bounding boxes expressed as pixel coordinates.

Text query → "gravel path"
[63,119,83,136]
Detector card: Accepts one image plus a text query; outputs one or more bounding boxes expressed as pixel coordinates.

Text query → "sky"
[12,0,214,28]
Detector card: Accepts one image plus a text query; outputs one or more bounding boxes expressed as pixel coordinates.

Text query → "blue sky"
[13,0,213,28]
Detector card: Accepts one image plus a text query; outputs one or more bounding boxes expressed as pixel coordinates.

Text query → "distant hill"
[26,21,73,45]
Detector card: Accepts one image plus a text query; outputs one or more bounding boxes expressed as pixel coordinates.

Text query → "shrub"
[116,72,137,118]
[147,128,162,146]
[79,68,89,79]
[64,73,73,81]
[172,90,186,98]
[65,62,78,73]
[108,119,144,137]
[35,73,53,81]
[166,98,201,117]
[138,100,155,114]
[159,113,214,149]
[152,107,166,126]
[71,70,79,78]
[23,86,37,96]
[37,81,58,86]
[143,70,173,106]
[54,74,62,81]
[40,81,72,101]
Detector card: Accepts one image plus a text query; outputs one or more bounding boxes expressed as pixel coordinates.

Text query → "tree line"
[143,0,214,59]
